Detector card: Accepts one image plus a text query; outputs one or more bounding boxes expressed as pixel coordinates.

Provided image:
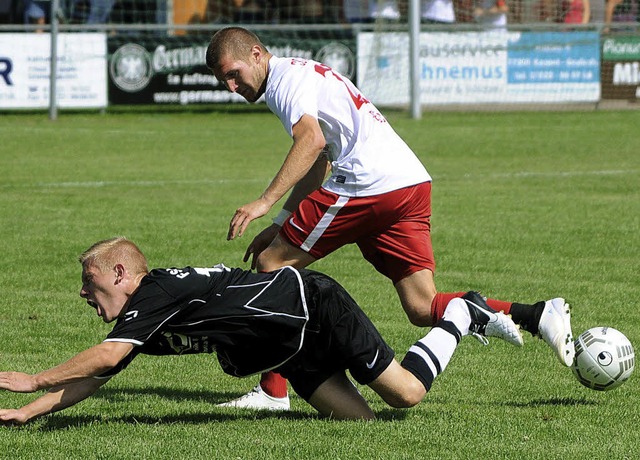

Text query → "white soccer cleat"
[217,385,290,411]
[538,298,575,367]
[463,291,523,347]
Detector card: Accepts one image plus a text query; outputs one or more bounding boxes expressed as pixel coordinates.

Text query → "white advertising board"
[0,33,107,109]
[358,31,600,106]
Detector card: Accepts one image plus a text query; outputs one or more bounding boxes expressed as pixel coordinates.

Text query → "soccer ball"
[571,327,635,391]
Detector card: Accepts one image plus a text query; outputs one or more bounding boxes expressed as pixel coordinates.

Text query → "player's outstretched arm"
[0,341,133,392]
[227,115,326,241]
[0,377,108,425]
[242,154,330,268]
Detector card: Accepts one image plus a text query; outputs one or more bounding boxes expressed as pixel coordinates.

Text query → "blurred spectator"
[87,0,115,23]
[421,0,456,23]
[589,0,605,22]
[69,0,115,24]
[342,0,371,22]
[370,0,401,20]
[0,0,14,23]
[533,0,559,21]
[24,0,50,30]
[342,0,401,23]
[205,0,233,23]
[232,0,273,22]
[156,0,167,25]
[276,0,340,23]
[561,0,590,23]
[474,0,508,26]
[604,0,638,32]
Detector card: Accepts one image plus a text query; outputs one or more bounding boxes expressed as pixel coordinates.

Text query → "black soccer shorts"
[276,270,395,401]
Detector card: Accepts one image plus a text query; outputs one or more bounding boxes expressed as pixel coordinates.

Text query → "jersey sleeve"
[94,349,140,379]
[104,277,181,346]
[267,58,320,136]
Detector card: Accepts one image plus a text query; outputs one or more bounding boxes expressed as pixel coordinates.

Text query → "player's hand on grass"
[228,198,273,240]
[0,372,38,393]
[0,409,29,426]
[243,224,280,269]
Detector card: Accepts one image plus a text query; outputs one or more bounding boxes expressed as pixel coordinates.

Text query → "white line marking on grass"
[0,178,268,190]
[0,126,160,136]
[439,169,639,180]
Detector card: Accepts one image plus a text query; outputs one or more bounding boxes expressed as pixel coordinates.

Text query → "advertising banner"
[108,32,356,105]
[358,31,600,106]
[601,36,640,100]
[506,32,600,102]
[0,33,107,109]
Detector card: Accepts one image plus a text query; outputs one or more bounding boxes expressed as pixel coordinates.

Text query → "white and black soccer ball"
[571,327,635,391]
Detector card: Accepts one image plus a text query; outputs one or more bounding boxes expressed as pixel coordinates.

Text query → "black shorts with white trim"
[276,270,395,401]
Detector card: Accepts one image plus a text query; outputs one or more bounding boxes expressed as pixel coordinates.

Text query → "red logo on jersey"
[313,63,370,110]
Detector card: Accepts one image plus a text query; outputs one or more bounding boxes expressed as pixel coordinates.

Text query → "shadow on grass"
[37,410,311,430]
[504,396,597,407]
[30,385,408,430]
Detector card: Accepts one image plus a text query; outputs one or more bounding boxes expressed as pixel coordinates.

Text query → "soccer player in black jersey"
[0,237,527,423]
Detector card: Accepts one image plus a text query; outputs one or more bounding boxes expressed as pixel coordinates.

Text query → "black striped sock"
[400,322,459,392]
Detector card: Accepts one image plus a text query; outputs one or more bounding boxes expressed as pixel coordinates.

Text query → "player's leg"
[216,369,290,410]
[307,372,375,420]
[256,233,317,272]
[370,295,522,409]
[393,269,437,327]
[367,360,427,409]
[366,189,573,365]
[428,288,574,365]
[512,297,575,366]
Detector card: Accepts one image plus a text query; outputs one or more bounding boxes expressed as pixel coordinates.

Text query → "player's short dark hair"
[206,27,267,70]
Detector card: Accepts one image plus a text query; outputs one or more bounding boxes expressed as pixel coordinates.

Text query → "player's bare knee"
[400,382,427,407]
[405,307,432,328]
[384,382,426,408]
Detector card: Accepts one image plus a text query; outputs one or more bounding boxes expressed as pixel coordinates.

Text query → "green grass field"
[1,107,639,459]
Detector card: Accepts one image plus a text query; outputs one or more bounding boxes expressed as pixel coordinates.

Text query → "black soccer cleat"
[462,291,523,347]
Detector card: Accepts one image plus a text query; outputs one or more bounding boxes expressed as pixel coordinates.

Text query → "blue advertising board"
[507,32,600,85]
[359,31,601,105]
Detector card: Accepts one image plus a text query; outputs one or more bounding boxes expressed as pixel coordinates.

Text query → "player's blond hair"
[79,237,148,276]
[206,26,268,69]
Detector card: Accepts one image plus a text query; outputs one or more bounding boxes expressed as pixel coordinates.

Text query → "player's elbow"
[89,348,121,375]
[292,115,326,158]
[95,342,131,373]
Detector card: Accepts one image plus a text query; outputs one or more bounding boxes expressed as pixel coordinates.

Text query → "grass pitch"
[0,107,639,459]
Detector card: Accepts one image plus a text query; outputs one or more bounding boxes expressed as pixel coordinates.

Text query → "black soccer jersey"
[100,264,309,378]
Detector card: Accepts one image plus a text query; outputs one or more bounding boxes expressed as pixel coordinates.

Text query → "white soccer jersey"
[265,56,431,197]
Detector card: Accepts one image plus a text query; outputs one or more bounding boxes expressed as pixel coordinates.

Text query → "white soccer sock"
[401,324,459,391]
[442,297,472,337]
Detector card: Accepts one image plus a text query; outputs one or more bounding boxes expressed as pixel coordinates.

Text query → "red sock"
[259,371,288,398]
[431,292,512,323]
[486,298,512,315]
[431,292,466,323]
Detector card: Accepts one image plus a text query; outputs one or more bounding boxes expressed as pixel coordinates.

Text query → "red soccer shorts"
[280,181,435,284]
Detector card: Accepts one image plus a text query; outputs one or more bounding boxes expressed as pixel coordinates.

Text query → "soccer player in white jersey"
[206,27,575,410]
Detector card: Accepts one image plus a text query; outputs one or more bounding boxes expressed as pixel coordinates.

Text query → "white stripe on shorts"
[300,195,350,252]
